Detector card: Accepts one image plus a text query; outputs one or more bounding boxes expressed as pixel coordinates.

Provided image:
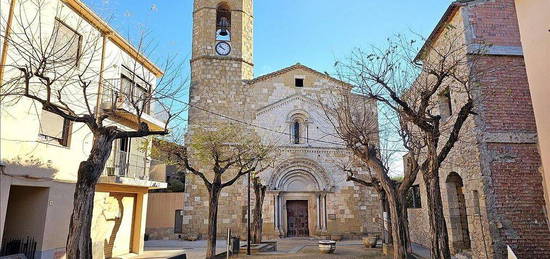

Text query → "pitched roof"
[64,0,163,76]
[415,1,469,62]
[245,63,353,88]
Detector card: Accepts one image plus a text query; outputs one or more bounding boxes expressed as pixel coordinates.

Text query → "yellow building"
[0,0,167,258]
[514,0,550,225]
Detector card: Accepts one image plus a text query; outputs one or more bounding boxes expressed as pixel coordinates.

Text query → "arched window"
[289,112,309,145]
[293,121,300,144]
[216,3,231,41]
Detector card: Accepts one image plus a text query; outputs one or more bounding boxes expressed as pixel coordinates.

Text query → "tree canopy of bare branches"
[153,123,277,259]
[325,27,493,259]
[1,0,186,258]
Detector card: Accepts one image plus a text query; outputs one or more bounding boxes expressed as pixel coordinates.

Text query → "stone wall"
[407,1,550,258]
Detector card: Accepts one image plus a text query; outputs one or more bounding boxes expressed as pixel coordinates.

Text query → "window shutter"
[53,20,81,63]
[40,109,65,139]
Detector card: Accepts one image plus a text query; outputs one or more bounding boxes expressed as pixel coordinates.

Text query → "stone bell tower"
[188,0,254,125]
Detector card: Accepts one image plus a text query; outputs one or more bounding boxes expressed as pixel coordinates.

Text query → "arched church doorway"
[446,172,471,252]
[267,159,334,238]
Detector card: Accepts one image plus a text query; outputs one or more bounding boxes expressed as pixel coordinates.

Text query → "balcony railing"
[101,78,151,115]
[100,78,168,131]
[104,150,148,180]
[103,150,167,183]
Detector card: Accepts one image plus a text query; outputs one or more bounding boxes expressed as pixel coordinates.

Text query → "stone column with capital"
[321,193,328,231]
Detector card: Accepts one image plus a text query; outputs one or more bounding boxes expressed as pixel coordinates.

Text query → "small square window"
[295,78,304,87]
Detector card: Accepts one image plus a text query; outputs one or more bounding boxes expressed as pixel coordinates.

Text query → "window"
[407,185,422,208]
[290,114,309,144]
[39,108,72,147]
[438,87,452,119]
[53,19,82,66]
[216,3,231,41]
[295,78,304,87]
[119,137,129,152]
[120,67,151,114]
[293,121,301,144]
[473,190,481,216]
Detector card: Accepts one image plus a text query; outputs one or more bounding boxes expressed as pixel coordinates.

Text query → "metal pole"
[226,228,231,259]
[247,171,251,255]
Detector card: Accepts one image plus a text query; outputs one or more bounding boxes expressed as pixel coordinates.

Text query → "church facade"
[183,0,381,239]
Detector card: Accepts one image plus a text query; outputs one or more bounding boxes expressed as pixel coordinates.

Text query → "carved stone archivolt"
[267,158,335,192]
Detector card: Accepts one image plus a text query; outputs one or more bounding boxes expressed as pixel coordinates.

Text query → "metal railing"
[104,150,149,180]
[0,236,37,259]
[101,78,170,125]
[103,151,167,183]
[101,78,151,115]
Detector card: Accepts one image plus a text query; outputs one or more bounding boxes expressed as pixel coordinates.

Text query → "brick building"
[406,0,550,258]
[183,0,381,240]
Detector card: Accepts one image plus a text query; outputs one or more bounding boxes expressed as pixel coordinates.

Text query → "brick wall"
[465,0,522,46]
[484,143,550,257]
[476,56,537,133]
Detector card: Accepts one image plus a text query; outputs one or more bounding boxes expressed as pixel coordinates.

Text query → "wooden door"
[287,200,309,237]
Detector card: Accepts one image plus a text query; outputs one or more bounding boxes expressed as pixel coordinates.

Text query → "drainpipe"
[94,33,108,119]
[0,0,18,85]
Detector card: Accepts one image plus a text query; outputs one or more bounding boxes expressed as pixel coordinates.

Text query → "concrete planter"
[318,240,336,254]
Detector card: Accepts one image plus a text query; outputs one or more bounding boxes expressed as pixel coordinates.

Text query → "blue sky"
[83,0,455,175]
[84,0,454,77]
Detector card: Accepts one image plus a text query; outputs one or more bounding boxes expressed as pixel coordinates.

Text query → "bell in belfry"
[218,16,230,36]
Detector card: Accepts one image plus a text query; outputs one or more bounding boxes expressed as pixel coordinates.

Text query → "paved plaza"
[141,239,392,259]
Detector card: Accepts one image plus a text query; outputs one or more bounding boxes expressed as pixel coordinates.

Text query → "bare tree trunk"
[384,196,393,244]
[206,184,221,259]
[66,132,116,259]
[379,192,389,244]
[252,178,266,244]
[385,188,411,259]
[424,173,451,259]
[398,193,411,254]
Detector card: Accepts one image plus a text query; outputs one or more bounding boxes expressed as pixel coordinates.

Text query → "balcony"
[100,78,167,132]
[99,150,167,189]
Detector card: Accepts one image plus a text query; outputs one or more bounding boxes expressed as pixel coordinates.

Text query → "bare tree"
[251,173,266,244]
[0,0,185,258]
[333,28,493,259]
[340,158,391,245]
[320,90,420,258]
[153,123,276,259]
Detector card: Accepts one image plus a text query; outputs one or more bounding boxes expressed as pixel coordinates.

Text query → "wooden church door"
[287,200,309,237]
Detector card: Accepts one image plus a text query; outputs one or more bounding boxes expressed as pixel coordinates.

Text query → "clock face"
[215,41,231,56]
